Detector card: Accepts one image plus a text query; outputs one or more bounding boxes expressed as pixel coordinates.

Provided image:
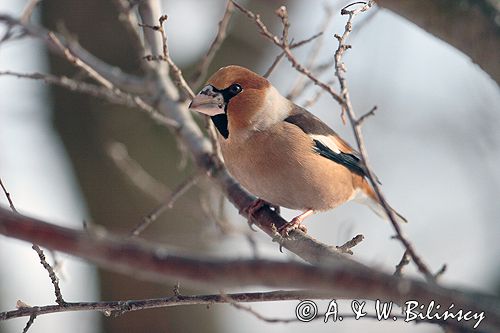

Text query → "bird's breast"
[219,124,356,211]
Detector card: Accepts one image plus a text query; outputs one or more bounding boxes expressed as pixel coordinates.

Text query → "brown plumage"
[190,65,406,235]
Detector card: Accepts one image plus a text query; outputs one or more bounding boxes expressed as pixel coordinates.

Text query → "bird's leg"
[278,209,314,236]
[241,198,270,231]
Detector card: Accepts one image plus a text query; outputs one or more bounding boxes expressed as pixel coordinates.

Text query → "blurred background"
[0,0,499,332]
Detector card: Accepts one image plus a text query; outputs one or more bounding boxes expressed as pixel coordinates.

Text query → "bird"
[189,65,406,235]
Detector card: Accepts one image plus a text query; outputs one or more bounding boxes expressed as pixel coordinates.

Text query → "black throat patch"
[211,113,229,139]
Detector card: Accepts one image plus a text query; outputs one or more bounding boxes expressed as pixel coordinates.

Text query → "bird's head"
[189,65,291,139]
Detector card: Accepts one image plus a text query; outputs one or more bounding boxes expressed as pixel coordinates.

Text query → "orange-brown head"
[189,65,291,139]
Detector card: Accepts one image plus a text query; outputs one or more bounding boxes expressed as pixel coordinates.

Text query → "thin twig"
[20,0,40,24]
[31,245,66,306]
[47,32,179,128]
[263,51,285,78]
[113,0,149,63]
[0,176,66,321]
[140,16,195,99]
[332,1,435,282]
[289,31,323,48]
[107,142,168,202]
[0,71,161,114]
[0,14,147,93]
[190,1,234,88]
[394,250,410,277]
[263,32,324,79]
[232,1,344,106]
[335,234,364,255]
[302,79,335,109]
[130,173,202,237]
[0,177,17,213]
[434,264,447,280]
[356,105,377,126]
[1,290,324,321]
[21,314,36,333]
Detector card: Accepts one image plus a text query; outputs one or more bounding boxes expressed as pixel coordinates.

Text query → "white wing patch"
[309,134,341,154]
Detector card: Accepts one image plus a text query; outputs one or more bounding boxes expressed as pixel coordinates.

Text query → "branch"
[2,290,327,321]
[232,1,344,108]
[140,15,195,99]
[0,71,163,115]
[335,234,364,255]
[129,172,202,237]
[0,15,146,93]
[333,1,436,282]
[0,208,498,332]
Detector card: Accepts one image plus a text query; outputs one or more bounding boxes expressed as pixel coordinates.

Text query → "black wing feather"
[284,108,372,179]
[312,139,367,177]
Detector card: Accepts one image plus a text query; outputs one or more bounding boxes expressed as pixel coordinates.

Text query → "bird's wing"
[284,105,368,178]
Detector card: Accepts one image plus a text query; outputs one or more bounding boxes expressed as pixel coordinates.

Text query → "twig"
[0,14,147,93]
[21,314,36,333]
[394,250,410,277]
[0,71,163,114]
[232,1,344,106]
[129,173,202,237]
[113,0,149,62]
[275,6,290,46]
[335,234,364,255]
[332,1,435,282]
[302,79,335,109]
[263,33,324,79]
[31,245,66,306]
[2,290,326,321]
[0,177,17,213]
[20,0,40,24]
[190,1,234,88]
[0,175,66,329]
[289,31,323,48]
[140,16,195,99]
[47,32,179,128]
[434,264,447,280]
[263,51,285,78]
[107,142,168,202]
[356,105,377,126]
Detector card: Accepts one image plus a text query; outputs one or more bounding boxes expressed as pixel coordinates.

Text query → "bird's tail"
[354,181,408,224]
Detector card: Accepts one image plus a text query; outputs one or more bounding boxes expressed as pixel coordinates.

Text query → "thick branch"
[0,208,499,332]
[376,0,500,85]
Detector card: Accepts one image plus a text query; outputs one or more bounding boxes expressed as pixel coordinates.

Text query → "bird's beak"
[189,85,225,116]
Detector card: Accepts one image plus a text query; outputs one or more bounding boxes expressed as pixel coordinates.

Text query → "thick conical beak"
[189,85,225,116]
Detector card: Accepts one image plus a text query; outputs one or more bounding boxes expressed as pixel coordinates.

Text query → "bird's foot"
[278,217,308,237]
[242,198,269,231]
[277,209,314,237]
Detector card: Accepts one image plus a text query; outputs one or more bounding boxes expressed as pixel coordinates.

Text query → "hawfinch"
[190,65,406,235]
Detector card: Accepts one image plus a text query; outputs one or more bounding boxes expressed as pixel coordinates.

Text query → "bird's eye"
[228,83,242,95]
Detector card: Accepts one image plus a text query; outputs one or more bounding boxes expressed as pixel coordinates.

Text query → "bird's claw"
[278,217,308,237]
[242,199,268,232]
